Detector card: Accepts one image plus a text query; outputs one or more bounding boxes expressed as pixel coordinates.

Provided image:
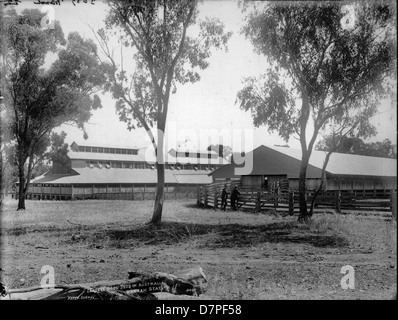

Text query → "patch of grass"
[309,213,397,253]
[309,214,345,234]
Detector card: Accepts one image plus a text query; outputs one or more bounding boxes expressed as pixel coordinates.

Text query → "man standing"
[231,186,240,211]
[221,184,229,211]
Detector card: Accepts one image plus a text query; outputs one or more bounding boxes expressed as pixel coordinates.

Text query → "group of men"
[221,185,240,211]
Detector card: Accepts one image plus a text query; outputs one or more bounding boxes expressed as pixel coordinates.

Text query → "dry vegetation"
[1,198,396,300]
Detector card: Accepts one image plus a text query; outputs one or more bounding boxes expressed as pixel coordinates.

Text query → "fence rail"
[197,182,397,217]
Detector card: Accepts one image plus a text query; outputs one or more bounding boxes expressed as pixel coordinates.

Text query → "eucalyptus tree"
[237,2,396,221]
[99,0,232,224]
[2,8,107,210]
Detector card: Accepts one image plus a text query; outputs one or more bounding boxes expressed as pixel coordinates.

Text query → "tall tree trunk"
[150,125,166,225]
[298,153,311,222]
[308,179,323,217]
[308,150,333,217]
[24,153,34,198]
[151,163,165,225]
[17,161,26,211]
[17,151,34,211]
[297,91,311,222]
[298,161,308,221]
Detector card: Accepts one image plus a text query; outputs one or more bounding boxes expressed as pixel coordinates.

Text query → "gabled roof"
[210,145,397,179]
[211,145,323,179]
[271,145,397,177]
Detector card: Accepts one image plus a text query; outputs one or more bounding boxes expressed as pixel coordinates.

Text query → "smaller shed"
[210,145,397,192]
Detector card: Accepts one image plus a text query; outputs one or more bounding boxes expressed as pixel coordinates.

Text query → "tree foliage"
[98,0,232,224]
[0,131,67,195]
[237,1,396,220]
[99,0,231,133]
[2,8,107,210]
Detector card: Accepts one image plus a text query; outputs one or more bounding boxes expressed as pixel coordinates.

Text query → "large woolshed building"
[209,145,397,192]
[25,141,229,200]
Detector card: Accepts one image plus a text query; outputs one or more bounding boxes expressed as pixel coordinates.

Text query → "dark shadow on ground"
[3,220,348,249]
[100,221,349,249]
[183,203,204,209]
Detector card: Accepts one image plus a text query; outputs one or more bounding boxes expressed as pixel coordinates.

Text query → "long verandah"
[13,183,199,201]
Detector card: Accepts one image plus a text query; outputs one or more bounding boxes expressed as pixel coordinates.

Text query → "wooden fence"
[197,181,397,216]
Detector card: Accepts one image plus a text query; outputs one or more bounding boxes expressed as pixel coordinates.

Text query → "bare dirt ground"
[1,198,396,300]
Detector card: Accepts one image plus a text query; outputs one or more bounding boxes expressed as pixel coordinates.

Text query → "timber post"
[197,185,200,205]
[363,182,366,198]
[204,187,208,207]
[213,187,218,209]
[255,191,261,213]
[288,191,294,216]
[390,190,397,220]
[335,190,341,213]
[312,191,316,208]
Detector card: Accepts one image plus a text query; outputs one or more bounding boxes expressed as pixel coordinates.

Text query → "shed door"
[241,175,262,188]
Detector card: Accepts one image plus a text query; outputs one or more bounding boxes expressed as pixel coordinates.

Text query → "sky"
[13,0,397,152]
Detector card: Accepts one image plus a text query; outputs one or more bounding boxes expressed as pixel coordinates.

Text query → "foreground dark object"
[1,267,207,300]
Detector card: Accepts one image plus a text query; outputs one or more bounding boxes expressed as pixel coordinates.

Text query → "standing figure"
[221,184,229,211]
[231,186,240,211]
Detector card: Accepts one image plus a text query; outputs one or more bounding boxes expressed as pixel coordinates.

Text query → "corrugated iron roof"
[31,168,212,185]
[212,145,397,178]
[213,145,323,179]
[271,145,397,177]
[173,173,212,184]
